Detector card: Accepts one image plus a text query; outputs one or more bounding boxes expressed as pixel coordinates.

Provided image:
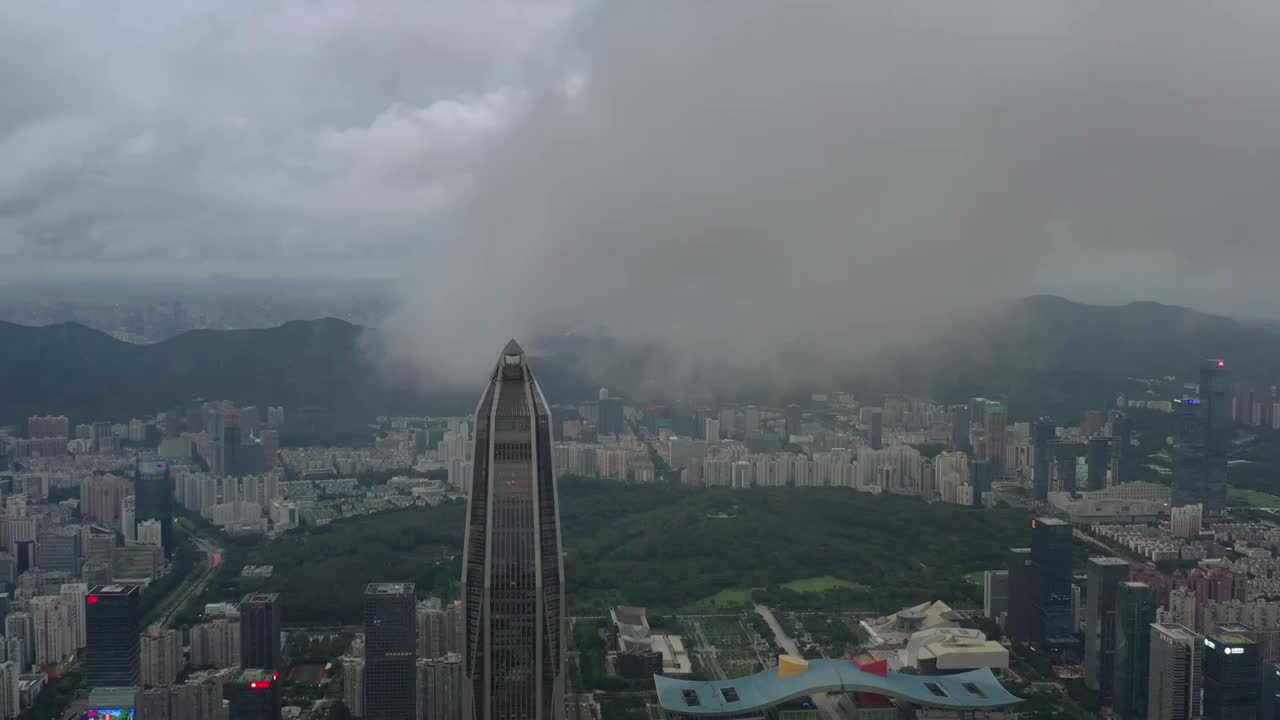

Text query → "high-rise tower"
[462,340,565,720]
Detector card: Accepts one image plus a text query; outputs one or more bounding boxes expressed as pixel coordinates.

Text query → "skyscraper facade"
[86,584,141,688]
[1030,518,1076,655]
[1112,582,1155,720]
[869,410,883,451]
[1005,547,1034,643]
[240,592,281,671]
[462,340,566,720]
[1084,557,1130,696]
[1149,623,1203,720]
[135,461,175,558]
[364,583,417,720]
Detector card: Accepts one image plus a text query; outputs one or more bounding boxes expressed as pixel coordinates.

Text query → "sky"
[5,1,1280,388]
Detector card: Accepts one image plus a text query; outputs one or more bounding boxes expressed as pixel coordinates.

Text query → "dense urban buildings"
[364,583,417,720]
[461,340,566,720]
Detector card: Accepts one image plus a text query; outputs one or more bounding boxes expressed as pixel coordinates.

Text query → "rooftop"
[87,687,138,707]
[1089,557,1130,566]
[366,582,415,595]
[655,658,1020,715]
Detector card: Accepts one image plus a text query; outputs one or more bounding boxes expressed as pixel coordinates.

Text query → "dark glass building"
[135,461,175,558]
[1264,662,1280,720]
[225,668,282,720]
[240,592,281,671]
[1052,440,1080,495]
[1005,547,1034,643]
[86,584,141,688]
[1204,624,1259,720]
[462,340,566,720]
[950,405,971,454]
[1030,517,1077,656]
[1112,582,1155,720]
[1084,557,1130,696]
[869,409,883,451]
[1175,360,1232,511]
[785,404,803,439]
[1032,418,1054,502]
[1087,436,1112,491]
[597,396,625,436]
[969,459,992,509]
[364,582,417,720]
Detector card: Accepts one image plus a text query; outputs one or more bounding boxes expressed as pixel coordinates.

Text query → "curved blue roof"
[655,660,1021,716]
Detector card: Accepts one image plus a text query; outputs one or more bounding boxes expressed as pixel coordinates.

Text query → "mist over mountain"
[2,296,1278,428]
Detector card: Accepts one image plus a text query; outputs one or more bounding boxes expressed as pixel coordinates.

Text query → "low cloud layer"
[6,2,1280,393]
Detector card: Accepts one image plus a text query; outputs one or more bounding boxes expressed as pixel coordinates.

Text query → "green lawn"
[1228,486,1280,507]
[782,576,868,594]
[687,588,753,612]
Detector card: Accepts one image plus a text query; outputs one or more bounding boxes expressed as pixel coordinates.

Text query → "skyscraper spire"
[462,341,565,720]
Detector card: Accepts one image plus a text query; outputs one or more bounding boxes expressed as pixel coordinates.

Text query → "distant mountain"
[0,319,596,427]
[1,296,1277,428]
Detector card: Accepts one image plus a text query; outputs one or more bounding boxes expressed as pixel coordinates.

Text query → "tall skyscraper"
[869,410,883,451]
[1032,418,1054,502]
[221,411,242,478]
[462,340,566,720]
[1084,557,1130,696]
[1149,623,1204,720]
[1086,436,1112,491]
[1112,582,1156,720]
[1204,623,1259,720]
[135,461,175,558]
[984,403,1008,476]
[1052,441,1080,495]
[86,584,141,688]
[983,570,1008,621]
[597,396,624,437]
[704,417,720,443]
[1176,360,1232,512]
[950,405,971,454]
[1110,411,1132,485]
[1264,662,1280,720]
[364,583,417,720]
[1030,518,1078,656]
[240,593,281,671]
[785,404,803,439]
[1005,547,1034,643]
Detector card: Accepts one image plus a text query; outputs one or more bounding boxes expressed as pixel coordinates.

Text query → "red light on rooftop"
[272,672,280,681]
[249,680,272,689]
[87,595,100,605]
[1218,361,1225,367]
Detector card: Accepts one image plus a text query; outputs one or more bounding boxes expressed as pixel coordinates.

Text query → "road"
[155,532,218,628]
[753,604,843,720]
[1072,529,1122,558]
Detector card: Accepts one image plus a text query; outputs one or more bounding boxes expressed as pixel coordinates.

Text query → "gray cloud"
[383,1,1280,392]
[6,2,1280,392]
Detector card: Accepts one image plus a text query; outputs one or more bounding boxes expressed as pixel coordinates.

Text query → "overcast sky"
[5,1,1280,386]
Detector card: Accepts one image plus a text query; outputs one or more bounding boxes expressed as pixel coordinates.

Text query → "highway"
[154,532,219,628]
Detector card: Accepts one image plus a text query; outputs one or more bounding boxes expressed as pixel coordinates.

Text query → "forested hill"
[0,318,594,425]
